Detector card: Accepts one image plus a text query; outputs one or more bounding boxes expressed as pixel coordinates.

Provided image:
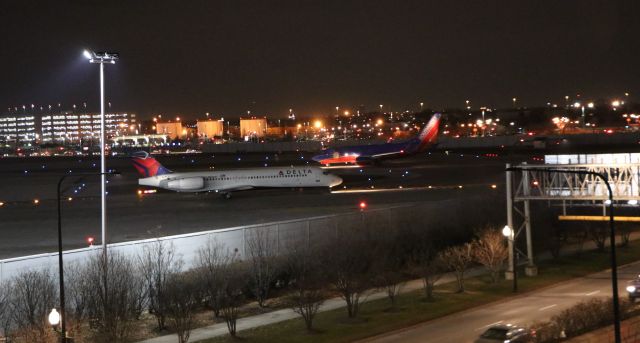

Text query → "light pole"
[506,166,621,343]
[502,225,517,292]
[83,50,118,261]
[56,170,119,343]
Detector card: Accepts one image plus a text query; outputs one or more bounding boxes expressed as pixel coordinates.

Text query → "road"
[362,262,640,343]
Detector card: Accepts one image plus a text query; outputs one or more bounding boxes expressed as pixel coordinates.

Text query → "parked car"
[475,324,533,343]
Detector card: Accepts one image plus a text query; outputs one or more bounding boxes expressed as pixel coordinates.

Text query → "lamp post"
[83,50,118,262]
[502,225,517,292]
[55,171,119,343]
[506,166,621,343]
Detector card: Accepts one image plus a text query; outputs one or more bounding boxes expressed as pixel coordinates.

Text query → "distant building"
[240,118,267,138]
[197,119,224,139]
[41,112,134,144]
[0,112,134,145]
[156,121,184,139]
[0,114,38,146]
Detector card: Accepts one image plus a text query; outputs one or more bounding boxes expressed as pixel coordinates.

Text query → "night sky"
[1,0,639,118]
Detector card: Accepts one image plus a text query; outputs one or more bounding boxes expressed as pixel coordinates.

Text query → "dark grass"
[197,241,640,343]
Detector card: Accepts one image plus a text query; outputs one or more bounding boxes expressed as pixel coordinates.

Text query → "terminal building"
[41,112,134,143]
[0,114,38,146]
[0,112,135,146]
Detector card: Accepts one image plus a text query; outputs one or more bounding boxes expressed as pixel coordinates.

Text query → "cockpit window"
[322,171,330,175]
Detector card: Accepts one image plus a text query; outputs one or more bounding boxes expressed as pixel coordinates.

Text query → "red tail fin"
[131,151,172,177]
[416,113,440,151]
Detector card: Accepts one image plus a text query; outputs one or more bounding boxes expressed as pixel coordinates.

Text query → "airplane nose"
[330,175,343,187]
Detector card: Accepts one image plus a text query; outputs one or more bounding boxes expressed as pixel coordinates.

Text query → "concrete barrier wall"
[0,195,498,283]
[0,204,412,283]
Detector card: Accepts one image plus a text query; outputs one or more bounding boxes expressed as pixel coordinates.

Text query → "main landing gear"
[221,192,232,200]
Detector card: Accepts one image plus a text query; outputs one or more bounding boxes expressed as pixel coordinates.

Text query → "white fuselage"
[138,166,343,193]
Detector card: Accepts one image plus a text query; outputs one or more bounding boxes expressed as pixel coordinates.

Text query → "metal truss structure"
[505,161,640,278]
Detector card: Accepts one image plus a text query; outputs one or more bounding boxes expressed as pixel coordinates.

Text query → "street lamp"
[56,170,119,343]
[83,49,119,262]
[48,308,60,327]
[502,225,517,292]
[506,166,622,343]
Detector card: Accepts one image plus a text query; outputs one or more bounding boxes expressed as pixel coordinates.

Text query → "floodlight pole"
[85,50,118,261]
[506,166,621,343]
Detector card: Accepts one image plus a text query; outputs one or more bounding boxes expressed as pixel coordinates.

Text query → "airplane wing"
[370,151,406,158]
[217,185,254,192]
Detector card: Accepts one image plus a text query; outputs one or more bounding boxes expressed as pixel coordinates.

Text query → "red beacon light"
[87,237,95,247]
[359,201,367,210]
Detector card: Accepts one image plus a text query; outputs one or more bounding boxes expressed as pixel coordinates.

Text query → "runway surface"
[0,151,539,258]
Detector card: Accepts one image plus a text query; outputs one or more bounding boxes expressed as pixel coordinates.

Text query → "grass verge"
[198,241,640,343]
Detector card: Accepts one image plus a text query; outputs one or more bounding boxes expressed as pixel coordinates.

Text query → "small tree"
[472,228,508,283]
[439,243,473,293]
[410,243,444,300]
[586,221,607,252]
[246,227,278,308]
[195,238,233,318]
[323,230,375,318]
[283,242,327,331]
[139,240,183,331]
[9,269,57,342]
[219,261,248,338]
[84,251,145,343]
[372,243,405,309]
[165,271,202,343]
[0,280,15,342]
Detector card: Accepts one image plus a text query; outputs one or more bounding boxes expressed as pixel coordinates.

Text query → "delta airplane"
[132,152,343,199]
[312,113,441,165]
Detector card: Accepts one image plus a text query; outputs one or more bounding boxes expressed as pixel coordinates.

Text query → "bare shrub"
[439,243,473,293]
[409,243,445,301]
[165,271,202,343]
[139,240,184,331]
[9,269,57,342]
[84,251,144,343]
[372,241,406,309]
[65,261,94,340]
[0,280,15,341]
[282,241,327,331]
[218,260,249,337]
[323,229,375,318]
[472,228,508,283]
[246,227,278,308]
[534,297,634,340]
[618,222,632,247]
[195,238,234,318]
[586,221,608,252]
